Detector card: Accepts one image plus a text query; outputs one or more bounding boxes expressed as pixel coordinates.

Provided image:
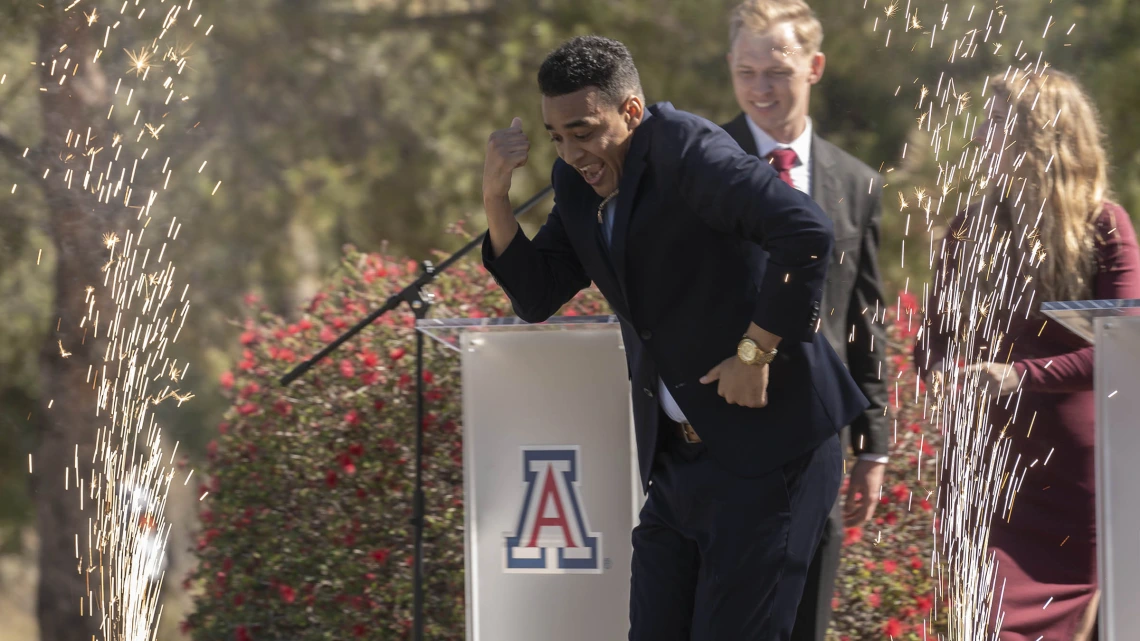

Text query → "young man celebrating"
[721,2,891,639]
[481,35,869,640]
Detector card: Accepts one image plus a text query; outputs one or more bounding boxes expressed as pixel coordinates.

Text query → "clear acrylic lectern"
[1040,299,1140,641]
[417,315,640,641]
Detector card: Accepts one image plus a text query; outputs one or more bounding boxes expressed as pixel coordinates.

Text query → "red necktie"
[766,148,798,189]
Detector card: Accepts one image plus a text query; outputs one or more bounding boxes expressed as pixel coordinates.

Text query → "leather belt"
[677,421,702,444]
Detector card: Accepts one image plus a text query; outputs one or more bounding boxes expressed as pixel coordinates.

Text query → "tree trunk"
[32,7,115,641]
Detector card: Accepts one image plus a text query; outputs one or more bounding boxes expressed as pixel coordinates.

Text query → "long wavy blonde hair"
[985,69,1112,303]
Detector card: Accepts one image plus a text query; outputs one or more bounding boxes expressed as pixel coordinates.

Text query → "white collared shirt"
[745,115,813,196]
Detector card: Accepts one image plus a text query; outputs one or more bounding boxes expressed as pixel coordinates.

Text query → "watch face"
[738,340,758,362]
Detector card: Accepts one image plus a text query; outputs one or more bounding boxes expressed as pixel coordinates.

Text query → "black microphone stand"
[280,185,552,641]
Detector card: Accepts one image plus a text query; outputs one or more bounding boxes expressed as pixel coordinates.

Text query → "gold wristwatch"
[737,337,778,366]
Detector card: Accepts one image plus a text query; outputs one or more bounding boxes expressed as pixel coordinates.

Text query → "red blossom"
[890,483,909,502]
[239,330,258,345]
[370,549,390,564]
[867,592,881,607]
[390,347,407,361]
[237,402,259,416]
[339,359,356,379]
[423,370,434,384]
[219,371,235,389]
[319,326,337,342]
[273,400,293,416]
[235,625,252,641]
[358,350,379,367]
[361,371,380,386]
[915,594,934,611]
[910,556,924,570]
[883,618,905,637]
[348,443,364,457]
[842,527,864,546]
[339,454,356,475]
[344,410,361,426]
[884,511,898,526]
[233,593,245,606]
[326,470,337,488]
[919,498,933,511]
[882,559,898,574]
[279,584,296,604]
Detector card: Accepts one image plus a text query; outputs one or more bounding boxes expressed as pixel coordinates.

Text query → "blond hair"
[728,0,824,54]
[987,69,1112,303]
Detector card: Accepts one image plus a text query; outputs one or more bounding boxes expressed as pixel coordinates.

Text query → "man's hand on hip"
[700,357,770,408]
[842,459,886,527]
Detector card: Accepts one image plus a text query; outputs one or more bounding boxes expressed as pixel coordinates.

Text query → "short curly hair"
[537,35,644,107]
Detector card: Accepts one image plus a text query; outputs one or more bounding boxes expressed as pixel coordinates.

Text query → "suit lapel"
[722,113,759,157]
[810,134,841,216]
[608,113,653,295]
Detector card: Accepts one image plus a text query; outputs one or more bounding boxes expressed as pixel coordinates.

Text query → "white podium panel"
[1094,316,1140,641]
[420,317,636,641]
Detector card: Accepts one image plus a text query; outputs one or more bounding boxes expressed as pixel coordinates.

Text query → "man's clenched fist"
[483,117,530,200]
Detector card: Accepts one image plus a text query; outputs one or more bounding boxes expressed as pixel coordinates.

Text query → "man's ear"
[808,52,826,85]
[623,95,645,129]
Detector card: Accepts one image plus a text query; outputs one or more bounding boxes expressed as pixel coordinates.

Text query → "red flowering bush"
[182,239,607,640]
[829,290,948,640]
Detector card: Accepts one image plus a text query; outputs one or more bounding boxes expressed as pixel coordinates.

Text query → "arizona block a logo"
[504,447,602,573]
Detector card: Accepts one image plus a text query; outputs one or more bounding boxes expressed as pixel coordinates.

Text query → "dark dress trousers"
[721,113,891,641]
[483,102,869,640]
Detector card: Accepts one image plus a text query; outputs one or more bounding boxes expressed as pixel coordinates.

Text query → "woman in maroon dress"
[915,69,1140,640]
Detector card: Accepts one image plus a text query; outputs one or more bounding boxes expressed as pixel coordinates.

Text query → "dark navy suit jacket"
[482,102,869,491]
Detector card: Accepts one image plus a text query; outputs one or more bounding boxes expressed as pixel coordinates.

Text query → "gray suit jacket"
[721,113,890,457]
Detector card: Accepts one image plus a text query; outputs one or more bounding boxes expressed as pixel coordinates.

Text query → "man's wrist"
[745,323,782,353]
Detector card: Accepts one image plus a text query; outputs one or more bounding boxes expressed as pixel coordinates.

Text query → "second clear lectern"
[1040,299,1140,641]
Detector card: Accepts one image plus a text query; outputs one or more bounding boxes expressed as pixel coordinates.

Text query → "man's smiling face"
[542,86,644,196]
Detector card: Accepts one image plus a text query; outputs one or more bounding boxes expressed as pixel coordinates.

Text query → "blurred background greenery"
[1,0,1137,638]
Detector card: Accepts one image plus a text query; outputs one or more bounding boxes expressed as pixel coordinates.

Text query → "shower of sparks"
[859,2,1085,640]
[3,1,218,639]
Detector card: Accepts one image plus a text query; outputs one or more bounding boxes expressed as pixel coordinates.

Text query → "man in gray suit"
[720,2,891,640]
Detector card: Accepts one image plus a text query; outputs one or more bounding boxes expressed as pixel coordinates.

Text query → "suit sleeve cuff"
[751,275,824,343]
[857,454,889,464]
[481,225,535,291]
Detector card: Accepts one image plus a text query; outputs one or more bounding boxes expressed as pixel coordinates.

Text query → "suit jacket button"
[640,330,652,340]
[643,387,654,398]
